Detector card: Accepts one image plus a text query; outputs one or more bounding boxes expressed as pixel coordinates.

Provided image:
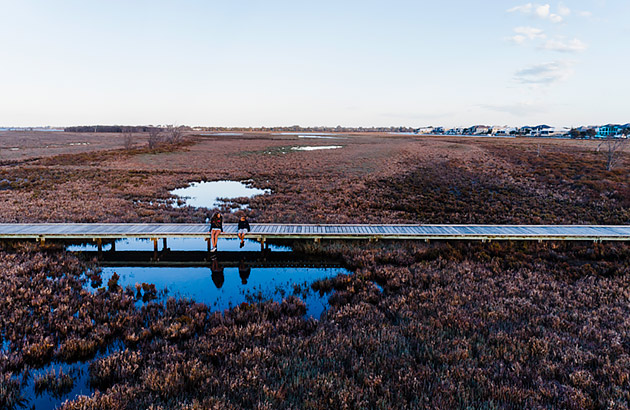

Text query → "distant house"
[534,125,552,136]
[467,125,490,135]
[446,128,464,135]
[491,126,517,135]
[514,125,567,137]
[596,124,623,137]
[415,127,434,134]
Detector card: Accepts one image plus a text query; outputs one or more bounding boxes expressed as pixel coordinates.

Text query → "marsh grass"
[33,368,75,399]
[1,135,629,408]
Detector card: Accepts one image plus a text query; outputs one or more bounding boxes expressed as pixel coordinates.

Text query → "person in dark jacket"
[209,212,223,251]
[237,216,251,248]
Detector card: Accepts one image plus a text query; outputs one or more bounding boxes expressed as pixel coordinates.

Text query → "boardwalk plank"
[0,224,629,241]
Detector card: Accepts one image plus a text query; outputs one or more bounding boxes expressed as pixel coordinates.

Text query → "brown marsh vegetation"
[0,131,629,408]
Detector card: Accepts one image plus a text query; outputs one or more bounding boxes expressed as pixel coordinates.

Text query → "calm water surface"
[68,237,291,252]
[98,264,346,318]
[170,180,270,209]
[291,145,342,151]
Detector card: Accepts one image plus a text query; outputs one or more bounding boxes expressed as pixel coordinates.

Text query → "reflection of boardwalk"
[0,223,630,242]
[82,250,344,268]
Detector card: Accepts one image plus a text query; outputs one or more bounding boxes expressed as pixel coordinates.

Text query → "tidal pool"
[198,132,243,136]
[276,132,337,136]
[170,180,270,209]
[291,145,342,151]
[98,263,347,318]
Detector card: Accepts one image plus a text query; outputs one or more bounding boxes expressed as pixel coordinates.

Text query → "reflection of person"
[209,212,223,252]
[238,259,251,284]
[237,216,251,248]
[211,258,224,289]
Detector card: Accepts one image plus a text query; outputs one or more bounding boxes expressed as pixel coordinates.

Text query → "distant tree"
[122,127,134,150]
[147,127,162,149]
[568,128,582,139]
[597,135,628,171]
[586,128,597,139]
[165,124,184,144]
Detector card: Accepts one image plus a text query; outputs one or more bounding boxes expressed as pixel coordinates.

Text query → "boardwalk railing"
[0,223,629,243]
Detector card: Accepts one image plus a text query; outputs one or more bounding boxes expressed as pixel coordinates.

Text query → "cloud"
[508,3,533,13]
[514,61,574,84]
[542,38,587,52]
[508,3,563,23]
[509,26,546,43]
[578,10,593,18]
[558,4,571,16]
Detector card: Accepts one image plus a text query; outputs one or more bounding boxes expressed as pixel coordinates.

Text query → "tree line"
[64,125,192,133]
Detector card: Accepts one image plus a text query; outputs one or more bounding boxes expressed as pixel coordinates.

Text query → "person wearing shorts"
[237,216,251,248]
[209,212,223,251]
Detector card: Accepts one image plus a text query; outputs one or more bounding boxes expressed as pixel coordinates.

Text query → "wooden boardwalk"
[0,223,629,242]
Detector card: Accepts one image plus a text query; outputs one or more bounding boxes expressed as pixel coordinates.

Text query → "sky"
[0,0,628,128]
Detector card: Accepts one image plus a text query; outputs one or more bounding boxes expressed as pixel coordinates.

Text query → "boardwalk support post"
[152,238,158,261]
[163,238,168,252]
[260,237,266,252]
[111,241,116,252]
[96,239,102,260]
[205,237,212,259]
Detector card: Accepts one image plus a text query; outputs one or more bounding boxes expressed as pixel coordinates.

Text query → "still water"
[68,237,291,252]
[98,263,346,318]
[170,180,270,209]
[291,145,342,151]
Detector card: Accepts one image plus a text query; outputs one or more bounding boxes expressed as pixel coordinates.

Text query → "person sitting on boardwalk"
[209,212,223,252]
[237,216,251,248]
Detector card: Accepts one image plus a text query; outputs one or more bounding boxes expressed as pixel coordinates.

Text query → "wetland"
[0,130,629,409]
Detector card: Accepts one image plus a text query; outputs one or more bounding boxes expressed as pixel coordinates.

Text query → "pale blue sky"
[0,0,627,127]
